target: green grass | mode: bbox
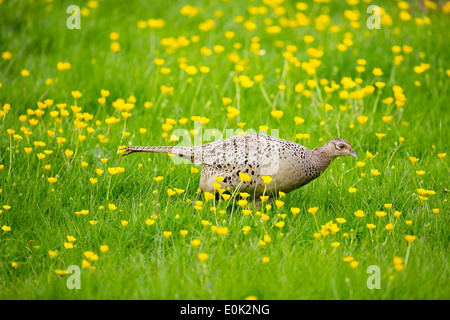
[0,0,449,299]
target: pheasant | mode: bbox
[121,133,357,201]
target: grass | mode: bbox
[0,0,449,300]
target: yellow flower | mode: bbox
[185,65,198,75]
[375,211,387,218]
[71,91,82,99]
[55,269,68,275]
[416,170,425,176]
[261,175,273,184]
[163,231,172,238]
[270,110,284,119]
[366,151,375,159]
[417,188,428,196]
[191,239,201,247]
[366,224,376,230]
[372,68,383,76]
[275,221,285,228]
[222,194,231,201]
[190,167,199,174]
[382,116,392,123]
[154,176,164,182]
[356,161,366,168]
[375,81,385,88]
[394,262,405,272]
[84,251,98,261]
[262,257,270,263]
[294,116,305,125]
[121,220,128,227]
[330,242,340,248]
[108,203,117,211]
[238,172,251,182]
[75,209,89,216]
[375,133,387,140]
[275,200,284,209]
[409,157,419,164]
[217,226,229,235]
[350,261,359,269]
[242,209,252,216]
[336,218,346,224]
[348,187,357,193]
[81,259,91,269]
[108,167,118,175]
[48,177,57,184]
[385,223,393,231]
[324,104,334,112]
[175,188,185,195]
[2,51,13,60]
[405,235,416,243]
[291,207,300,215]
[242,226,251,235]
[254,74,264,82]
[263,235,271,243]
[2,225,11,232]
[64,242,74,249]
[99,245,109,253]
[48,250,58,258]
[343,256,354,262]
[201,220,210,227]
[64,149,74,158]
[110,42,121,52]
[438,153,446,159]
[180,230,188,237]
[237,200,248,207]
[307,207,318,215]
[371,169,381,176]
[211,182,221,191]
[198,253,209,262]
[393,257,404,267]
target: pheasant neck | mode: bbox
[311,147,335,173]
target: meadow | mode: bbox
[0,0,449,300]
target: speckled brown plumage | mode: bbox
[121,133,357,198]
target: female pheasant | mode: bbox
[121,133,357,199]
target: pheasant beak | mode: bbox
[349,150,358,159]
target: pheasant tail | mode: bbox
[120,145,195,161]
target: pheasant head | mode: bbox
[318,138,358,160]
